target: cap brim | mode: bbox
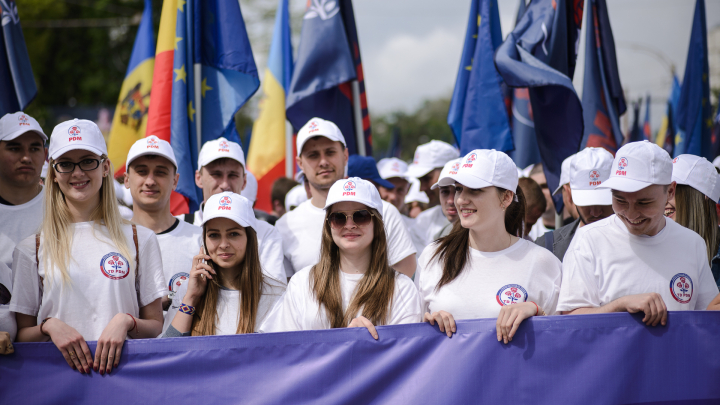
[373,177,395,189]
[571,188,612,206]
[202,212,255,228]
[5,128,48,142]
[595,177,653,193]
[405,164,434,179]
[552,183,565,196]
[127,151,178,170]
[446,172,493,189]
[199,156,244,168]
[50,144,105,160]
[431,176,455,190]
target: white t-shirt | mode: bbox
[188,209,287,284]
[0,189,44,271]
[9,222,166,341]
[413,205,449,247]
[557,215,719,312]
[157,220,202,298]
[416,238,562,319]
[259,265,422,332]
[0,261,16,341]
[165,276,285,335]
[276,199,416,277]
[402,215,429,257]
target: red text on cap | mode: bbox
[342,180,356,196]
[18,114,29,126]
[147,138,159,149]
[218,196,233,210]
[462,153,477,168]
[588,170,601,186]
[308,121,319,134]
[68,125,82,141]
[616,157,628,176]
[449,162,460,175]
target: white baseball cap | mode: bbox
[438,149,518,193]
[552,154,575,195]
[241,171,258,203]
[324,177,384,217]
[568,148,614,206]
[126,135,177,172]
[672,154,720,202]
[404,177,429,204]
[49,119,107,160]
[597,141,672,192]
[201,191,256,229]
[296,117,346,156]
[377,157,409,180]
[197,137,245,169]
[406,140,460,179]
[285,184,308,212]
[0,112,47,142]
[431,158,462,190]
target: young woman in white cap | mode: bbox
[416,149,562,344]
[163,192,285,337]
[260,178,422,339]
[665,155,720,289]
[10,119,165,375]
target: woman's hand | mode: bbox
[94,313,133,375]
[43,318,93,373]
[0,331,13,355]
[348,316,378,340]
[424,311,456,338]
[496,302,538,344]
[184,248,215,306]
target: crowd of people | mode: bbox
[1,111,720,374]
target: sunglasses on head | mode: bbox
[327,209,375,229]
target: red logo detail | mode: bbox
[219,196,232,206]
[18,114,29,126]
[672,157,679,163]
[308,121,319,133]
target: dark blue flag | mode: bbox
[579,0,626,152]
[628,99,642,143]
[0,0,37,115]
[675,0,712,160]
[286,0,371,156]
[495,0,584,213]
[448,0,512,155]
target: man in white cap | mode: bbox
[0,112,48,271]
[276,117,417,279]
[186,137,286,285]
[123,135,202,315]
[430,158,462,240]
[535,148,615,261]
[558,141,719,325]
[406,140,460,245]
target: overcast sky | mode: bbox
[282,0,720,132]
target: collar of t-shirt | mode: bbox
[157,218,180,235]
[612,215,668,240]
[0,194,13,206]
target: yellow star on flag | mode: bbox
[174,65,187,83]
[174,36,182,51]
[201,77,213,98]
[178,0,186,13]
[188,101,196,122]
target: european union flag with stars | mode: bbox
[171,0,259,211]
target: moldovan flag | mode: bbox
[247,0,293,213]
[107,0,154,177]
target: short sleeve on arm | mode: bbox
[556,235,601,312]
[257,223,288,285]
[136,231,167,307]
[383,203,417,266]
[389,274,423,325]
[8,239,42,317]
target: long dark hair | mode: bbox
[310,208,396,328]
[431,185,526,290]
[191,226,264,335]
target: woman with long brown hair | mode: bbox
[163,192,285,336]
[260,178,422,339]
[416,150,562,343]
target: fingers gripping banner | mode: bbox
[2,312,720,404]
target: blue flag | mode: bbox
[495,0,584,213]
[675,0,711,159]
[628,99,642,143]
[0,0,37,115]
[171,0,259,212]
[448,0,511,155]
[286,0,371,156]
[580,0,626,151]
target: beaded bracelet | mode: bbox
[179,303,196,316]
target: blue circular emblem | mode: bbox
[168,272,190,296]
[496,284,528,306]
[669,273,693,304]
[100,252,130,280]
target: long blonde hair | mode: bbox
[311,208,395,328]
[42,156,132,283]
[674,184,719,263]
[191,226,264,335]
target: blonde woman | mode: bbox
[163,192,285,337]
[260,178,422,339]
[10,120,165,375]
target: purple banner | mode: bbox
[2,312,720,404]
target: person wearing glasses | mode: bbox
[260,178,422,339]
[10,120,165,375]
[163,192,285,337]
[416,150,561,344]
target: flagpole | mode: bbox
[285,120,293,177]
[351,80,366,156]
[194,64,202,154]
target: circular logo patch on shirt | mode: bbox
[100,253,130,280]
[168,272,190,298]
[669,273,693,304]
[496,284,528,306]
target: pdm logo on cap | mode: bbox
[68,125,82,142]
[450,161,460,175]
[218,140,230,152]
[308,121,319,133]
[18,114,29,126]
[496,284,528,306]
[589,170,601,185]
[462,152,477,168]
[670,273,693,304]
[616,157,628,175]
[147,137,159,149]
[218,196,232,210]
[100,252,130,280]
[343,180,356,196]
